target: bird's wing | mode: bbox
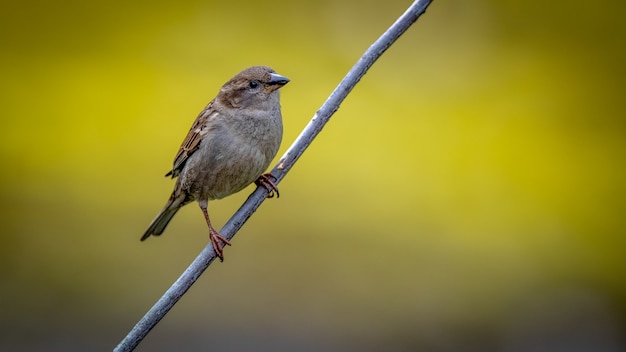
[165,102,215,178]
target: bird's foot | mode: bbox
[210,229,231,262]
[255,173,280,198]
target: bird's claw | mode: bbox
[210,230,231,262]
[256,173,280,198]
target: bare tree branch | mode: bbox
[114,1,434,350]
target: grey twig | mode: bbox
[114,1,433,350]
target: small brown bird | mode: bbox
[141,66,289,261]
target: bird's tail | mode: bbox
[141,193,186,241]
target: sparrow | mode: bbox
[141,66,289,261]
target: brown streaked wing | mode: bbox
[165,102,215,178]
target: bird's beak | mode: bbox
[268,72,290,86]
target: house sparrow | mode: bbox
[141,66,289,261]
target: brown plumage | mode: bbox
[142,66,289,261]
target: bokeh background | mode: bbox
[1,0,625,351]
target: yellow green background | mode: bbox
[1,0,624,350]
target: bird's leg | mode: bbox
[199,202,231,262]
[255,173,280,198]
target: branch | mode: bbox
[114,1,433,350]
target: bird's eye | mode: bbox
[249,81,258,89]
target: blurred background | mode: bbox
[1,0,625,351]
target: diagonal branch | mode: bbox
[114,1,434,351]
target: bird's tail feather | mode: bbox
[141,194,185,241]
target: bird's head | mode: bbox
[218,66,289,109]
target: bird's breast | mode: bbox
[179,109,282,201]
